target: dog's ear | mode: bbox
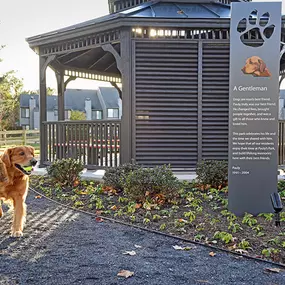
[1,149,12,168]
[258,59,266,73]
[27,146,35,156]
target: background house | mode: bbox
[280,90,285,120]
[19,87,122,129]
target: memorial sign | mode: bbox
[228,2,281,215]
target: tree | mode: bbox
[0,70,24,130]
[70,110,86,121]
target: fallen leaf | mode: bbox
[34,195,42,199]
[173,245,192,251]
[135,203,142,209]
[117,270,134,278]
[209,252,216,257]
[211,240,218,244]
[73,180,80,185]
[228,244,237,251]
[110,205,118,211]
[265,268,283,273]
[134,244,142,248]
[235,249,248,254]
[96,210,102,215]
[78,191,87,195]
[95,217,104,223]
[123,250,136,256]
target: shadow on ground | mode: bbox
[0,193,285,285]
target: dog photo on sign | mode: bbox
[241,56,271,77]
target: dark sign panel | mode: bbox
[229,2,281,215]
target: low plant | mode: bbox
[213,231,233,244]
[238,239,252,251]
[159,223,167,230]
[194,234,206,241]
[258,213,274,222]
[262,247,281,259]
[152,214,161,221]
[267,237,281,246]
[102,160,140,190]
[196,160,228,189]
[47,158,84,187]
[143,218,151,225]
[122,165,181,202]
[174,219,188,228]
[242,213,257,227]
[184,211,196,223]
[228,222,243,233]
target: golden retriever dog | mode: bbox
[241,56,271,77]
[0,146,37,237]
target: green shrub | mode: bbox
[47,158,84,187]
[196,160,228,188]
[277,180,285,197]
[102,160,140,190]
[122,165,180,201]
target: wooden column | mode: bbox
[120,28,132,164]
[39,54,55,167]
[39,56,48,167]
[56,70,65,121]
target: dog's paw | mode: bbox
[237,10,275,47]
[11,231,23,238]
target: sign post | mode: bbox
[228,2,281,215]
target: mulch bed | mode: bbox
[29,175,285,265]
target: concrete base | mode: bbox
[31,164,285,182]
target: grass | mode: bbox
[30,175,285,265]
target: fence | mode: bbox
[42,120,121,169]
[0,129,40,147]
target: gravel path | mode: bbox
[0,192,284,285]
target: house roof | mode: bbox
[20,88,120,111]
[98,87,121,108]
[126,1,231,18]
[26,1,232,44]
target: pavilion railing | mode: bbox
[42,120,121,169]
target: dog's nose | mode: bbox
[30,158,37,166]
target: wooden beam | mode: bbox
[63,49,92,64]
[88,52,110,69]
[40,54,56,82]
[64,76,76,90]
[111,82,122,100]
[104,61,116,72]
[102,43,123,73]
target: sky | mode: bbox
[0,0,284,93]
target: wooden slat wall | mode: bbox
[202,43,230,160]
[134,41,199,169]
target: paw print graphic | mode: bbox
[237,10,275,47]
